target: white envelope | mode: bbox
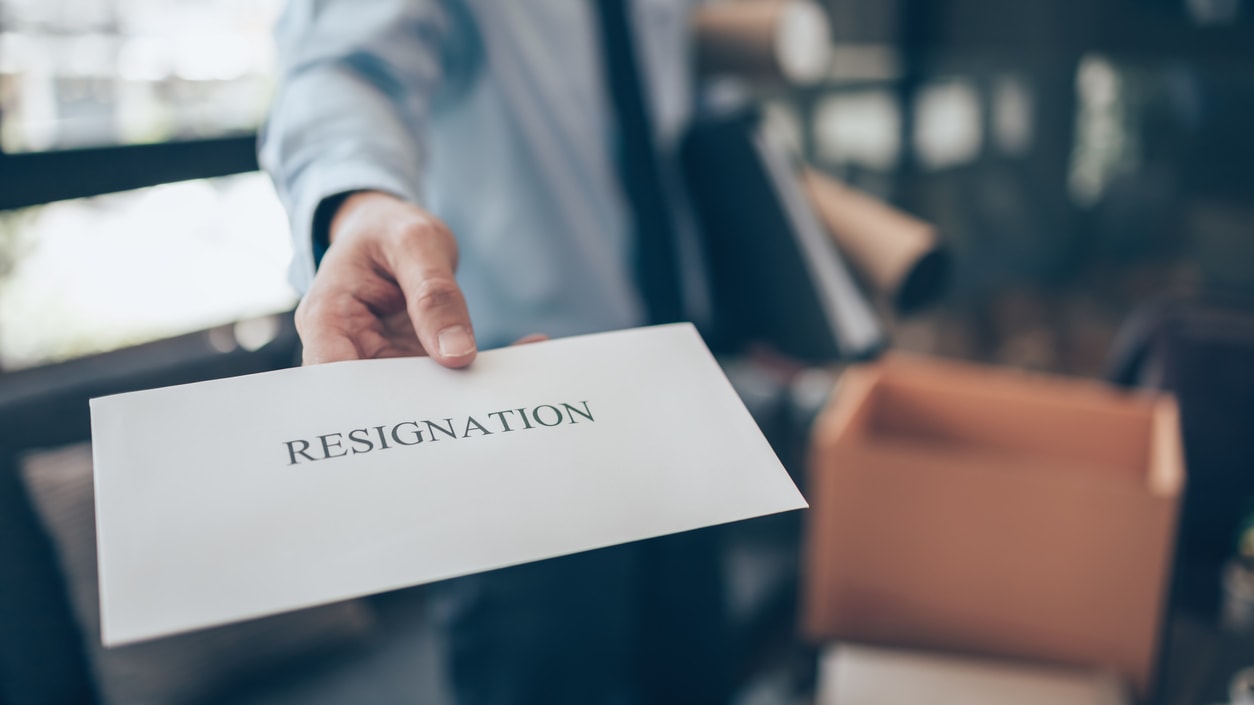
[90,323,807,646]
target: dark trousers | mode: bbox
[427,527,731,705]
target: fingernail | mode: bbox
[438,326,475,358]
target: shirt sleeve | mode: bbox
[258,0,458,293]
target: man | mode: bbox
[260,1,728,703]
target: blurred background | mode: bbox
[2,1,1254,704]
[0,0,291,369]
[1,0,1252,371]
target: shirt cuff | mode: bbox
[286,158,424,294]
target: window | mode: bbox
[0,0,294,369]
[1,0,284,153]
[0,172,296,369]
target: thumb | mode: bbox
[386,222,477,368]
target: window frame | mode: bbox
[0,135,259,210]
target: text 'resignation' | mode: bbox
[282,401,595,466]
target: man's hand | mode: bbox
[296,191,477,367]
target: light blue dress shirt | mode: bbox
[260,0,707,349]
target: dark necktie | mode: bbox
[592,0,685,325]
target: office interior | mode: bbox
[1,0,1253,703]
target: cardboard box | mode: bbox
[803,353,1183,698]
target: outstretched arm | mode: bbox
[260,0,476,367]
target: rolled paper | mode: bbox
[693,0,831,85]
[802,168,950,313]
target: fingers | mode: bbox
[294,296,361,365]
[385,221,477,368]
[299,331,360,365]
[512,333,549,346]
